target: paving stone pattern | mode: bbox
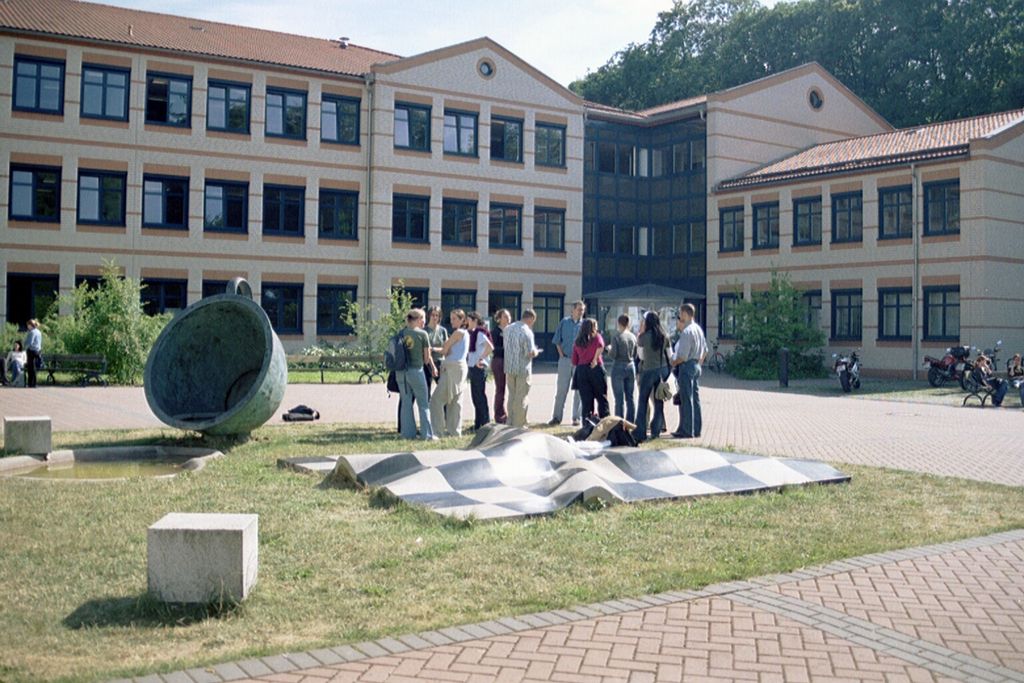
[123,530,1024,683]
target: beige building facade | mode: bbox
[0,1,582,350]
[707,110,1024,377]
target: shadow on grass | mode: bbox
[64,592,243,629]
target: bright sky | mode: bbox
[98,0,679,86]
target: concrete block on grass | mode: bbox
[147,513,258,604]
[3,416,52,456]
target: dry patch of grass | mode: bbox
[0,424,1021,681]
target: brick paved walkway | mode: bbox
[4,373,1021,486]
[119,530,1024,683]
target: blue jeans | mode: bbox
[611,361,636,423]
[552,356,581,422]
[633,366,669,442]
[676,361,702,437]
[398,368,433,439]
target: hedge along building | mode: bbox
[0,0,584,349]
[580,63,891,336]
[708,108,1024,377]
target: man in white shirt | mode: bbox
[669,303,708,438]
[503,309,540,428]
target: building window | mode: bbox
[141,278,187,315]
[261,283,303,334]
[719,206,744,253]
[78,171,126,226]
[442,199,477,246]
[690,138,706,170]
[318,189,358,240]
[718,294,739,339]
[10,165,61,222]
[143,175,188,229]
[317,285,356,335]
[535,123,565,167]
[401,287,429,310]
[753,203,779,249]
[202,280,229,298]
[13,56,64,114]
[6,274,59,328]
[263,185,305,236]
[320,95,359,145]
[490,117,522,162]
[206,80,250,133]
[924,286,960,340]
[489,204,522,249]
[441,289,476,330]
[831,192,863,243]
[534,207,565,252]
[204,180,248,233]
[615,225,636,255]
[392,194,429,242]
[924,181,960,236]
[597,142,616,173]
[878,287,912,340]
[803,290,822,329]
[443,110,477,156]
[831,289,863,340]
[879,185,912,239]
[394,102,431,151]
[266,88,307,139]
[81,64,128,120]
[793,197,822,245]
[145,73,191,126]
[488,291,522,321]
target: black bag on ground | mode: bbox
[607,422,638,447]
[571,416,599,441]
[282,404,320,422]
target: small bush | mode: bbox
[43,262,171,385]
[726,271,827,380]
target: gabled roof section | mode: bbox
[372,37,582,106]
[718,108,1024,191]
[0,0,398,78]
[584,63,888,129]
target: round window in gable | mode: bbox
[808,88,824,110]
[478,58,495,79]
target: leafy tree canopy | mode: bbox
[571,0,1024,127]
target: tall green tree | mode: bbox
[571,0,1024,128]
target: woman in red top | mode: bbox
[572,318,610,420]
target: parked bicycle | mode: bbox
[707,340,727,373]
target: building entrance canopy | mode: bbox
[583,283,705,334]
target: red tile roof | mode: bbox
[636,95,707,117]
[719,109,1024,190]
[0,0,399,77]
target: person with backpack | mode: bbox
[429,308,469,437]
[395,308,436,440]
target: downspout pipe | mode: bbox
[911,162,920,381]
[363,72,375,310]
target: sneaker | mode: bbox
[547,418,560,426]
[571,419,581,426]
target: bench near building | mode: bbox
[1,0,1021,377]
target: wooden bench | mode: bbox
[286,354,384,384]
[44,353,109,387]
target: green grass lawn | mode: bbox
[1,424,1022,682]
[287,368,377,384]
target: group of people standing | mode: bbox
[0,319,42,389]
[548,301,707,443]
[394,299,708,444]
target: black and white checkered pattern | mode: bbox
[283,425,850,520]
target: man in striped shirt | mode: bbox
[503,309,540,428]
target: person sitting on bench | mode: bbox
[972,354,1008,406]
[3,341,27,387]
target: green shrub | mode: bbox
[1,322,21,355]
[342,284,415,361]
[43,262,171,384]
[726,271,827,380]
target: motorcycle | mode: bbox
[961,340,1003,392]
[832,350,861,393]
[923,345,972,388]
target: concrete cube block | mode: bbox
[3,416,52,456]
[147,513,258,604]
